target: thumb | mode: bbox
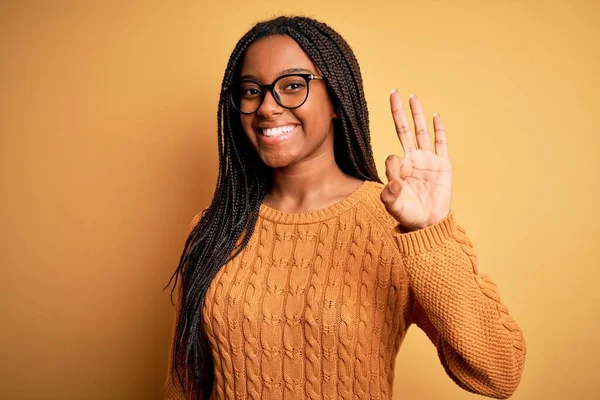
[381,179,402,205]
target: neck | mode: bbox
[265,149,356,213]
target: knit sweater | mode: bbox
[164,180,526,399]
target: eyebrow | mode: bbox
[240,68,314,81]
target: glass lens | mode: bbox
[274,75,308,109]
[231,81,263,114]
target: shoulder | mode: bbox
[358,181,400,231]
[360,180,387,208]
[187,207,209,235]
[354,181,408,257]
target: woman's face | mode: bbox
[238,34,338,169]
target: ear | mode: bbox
[332,105,340,119]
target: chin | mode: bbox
[259,151,299,169]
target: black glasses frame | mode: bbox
[227,73,326,115]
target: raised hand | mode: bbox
[380,91,453,231]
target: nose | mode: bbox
[256,88,283,118]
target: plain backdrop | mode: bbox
[1,1,598,399]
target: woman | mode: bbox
[164,15,526,400]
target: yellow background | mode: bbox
[1,1,598,399]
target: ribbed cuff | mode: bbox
[393,210,456,256]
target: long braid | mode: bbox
[163,15,382,399]
[290,20,378,179]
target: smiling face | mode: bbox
[238,35,338,169]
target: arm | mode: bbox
[395,211,526,399]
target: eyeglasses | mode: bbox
[227,73,326,115]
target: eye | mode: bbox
[285,82,305,91]
[242,88,261,97]
[239,82,262,98]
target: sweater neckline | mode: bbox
[258,180,376,224]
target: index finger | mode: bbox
[390,89,416,153]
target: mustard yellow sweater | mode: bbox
[165,180,526,399]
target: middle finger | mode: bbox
[390,90,416,153]
[409,94,431,151]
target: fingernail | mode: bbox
[433,112,440,117]
[390,88,397,94]
[389,181,400,194]
[409,93,416,98]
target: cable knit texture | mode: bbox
[164,180,526,399]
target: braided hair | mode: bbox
[164,15,382,399]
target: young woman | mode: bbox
[164,15,526,400]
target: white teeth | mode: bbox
[261,125,297,137]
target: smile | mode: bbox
[260,124,299,137]
[256,124,299,146]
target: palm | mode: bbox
[381,92,453,231]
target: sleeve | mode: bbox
[163,209,208,399]
[393,210,526,399]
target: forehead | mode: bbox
[240,35,319,81]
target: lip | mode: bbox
[256,124,299,146]
[255,123,300,130]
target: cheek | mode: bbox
[301,97,334,132]
[240,116,256,142]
